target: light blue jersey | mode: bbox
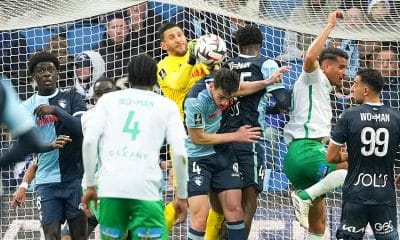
[22,88,86,184]
[184,77,221,157]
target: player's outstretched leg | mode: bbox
[291,191,312,229]
[297,169,347,202]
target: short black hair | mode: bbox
[158,22,182,41]
[319,47,349,64]
[213,68,240,96]
[28,51,60,75]
[356,68,384,94]
[128,54,157,87]
[235,25,263,47]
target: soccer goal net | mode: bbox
[1,0,399,239]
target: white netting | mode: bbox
[1,0,399,239]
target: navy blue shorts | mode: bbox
[226,142,265,192]
[336,202,399,240]
[35,179,84,226]
[188,148,242,197]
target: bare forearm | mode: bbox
[235,81,268,96]
[23,163,37,184]
[303,24,335,72]
[190,132,237,145]
[326,141,345,163]
[306,23,334,60]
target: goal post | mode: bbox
[1,1,399,239]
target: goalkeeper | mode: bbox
[157,22,213,231]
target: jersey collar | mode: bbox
[36,88,59,98]
[365,102,384,106]
[238,53,257,58]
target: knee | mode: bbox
[222,203,243,222]
[190,212,208,231]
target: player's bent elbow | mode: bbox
[191,138,203,145]
[302,56,317,73]
[189,133,209,145]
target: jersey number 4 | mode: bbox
[360,127,388,157]
[123,111,141,141]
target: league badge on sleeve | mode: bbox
[194,113,202,125]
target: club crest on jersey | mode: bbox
[194,175,203,187]
[58,99,67,109]
[194,113,202,125]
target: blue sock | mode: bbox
[226,220,246,240]
[188,227,205,240]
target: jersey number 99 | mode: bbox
[360,127,389,157]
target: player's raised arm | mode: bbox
[303,10,344,73]
[235,66,291,96]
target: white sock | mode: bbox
[307,232,324,240]
[306,169,347,200]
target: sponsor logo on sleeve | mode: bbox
[158,69,166,80]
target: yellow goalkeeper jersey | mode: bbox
[157,53,210,120]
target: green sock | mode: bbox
[298,190,312,201]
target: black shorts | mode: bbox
[35,179,84,226]
[228,142,265,192]
[336,202,399,240]
[188,149,242,197]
